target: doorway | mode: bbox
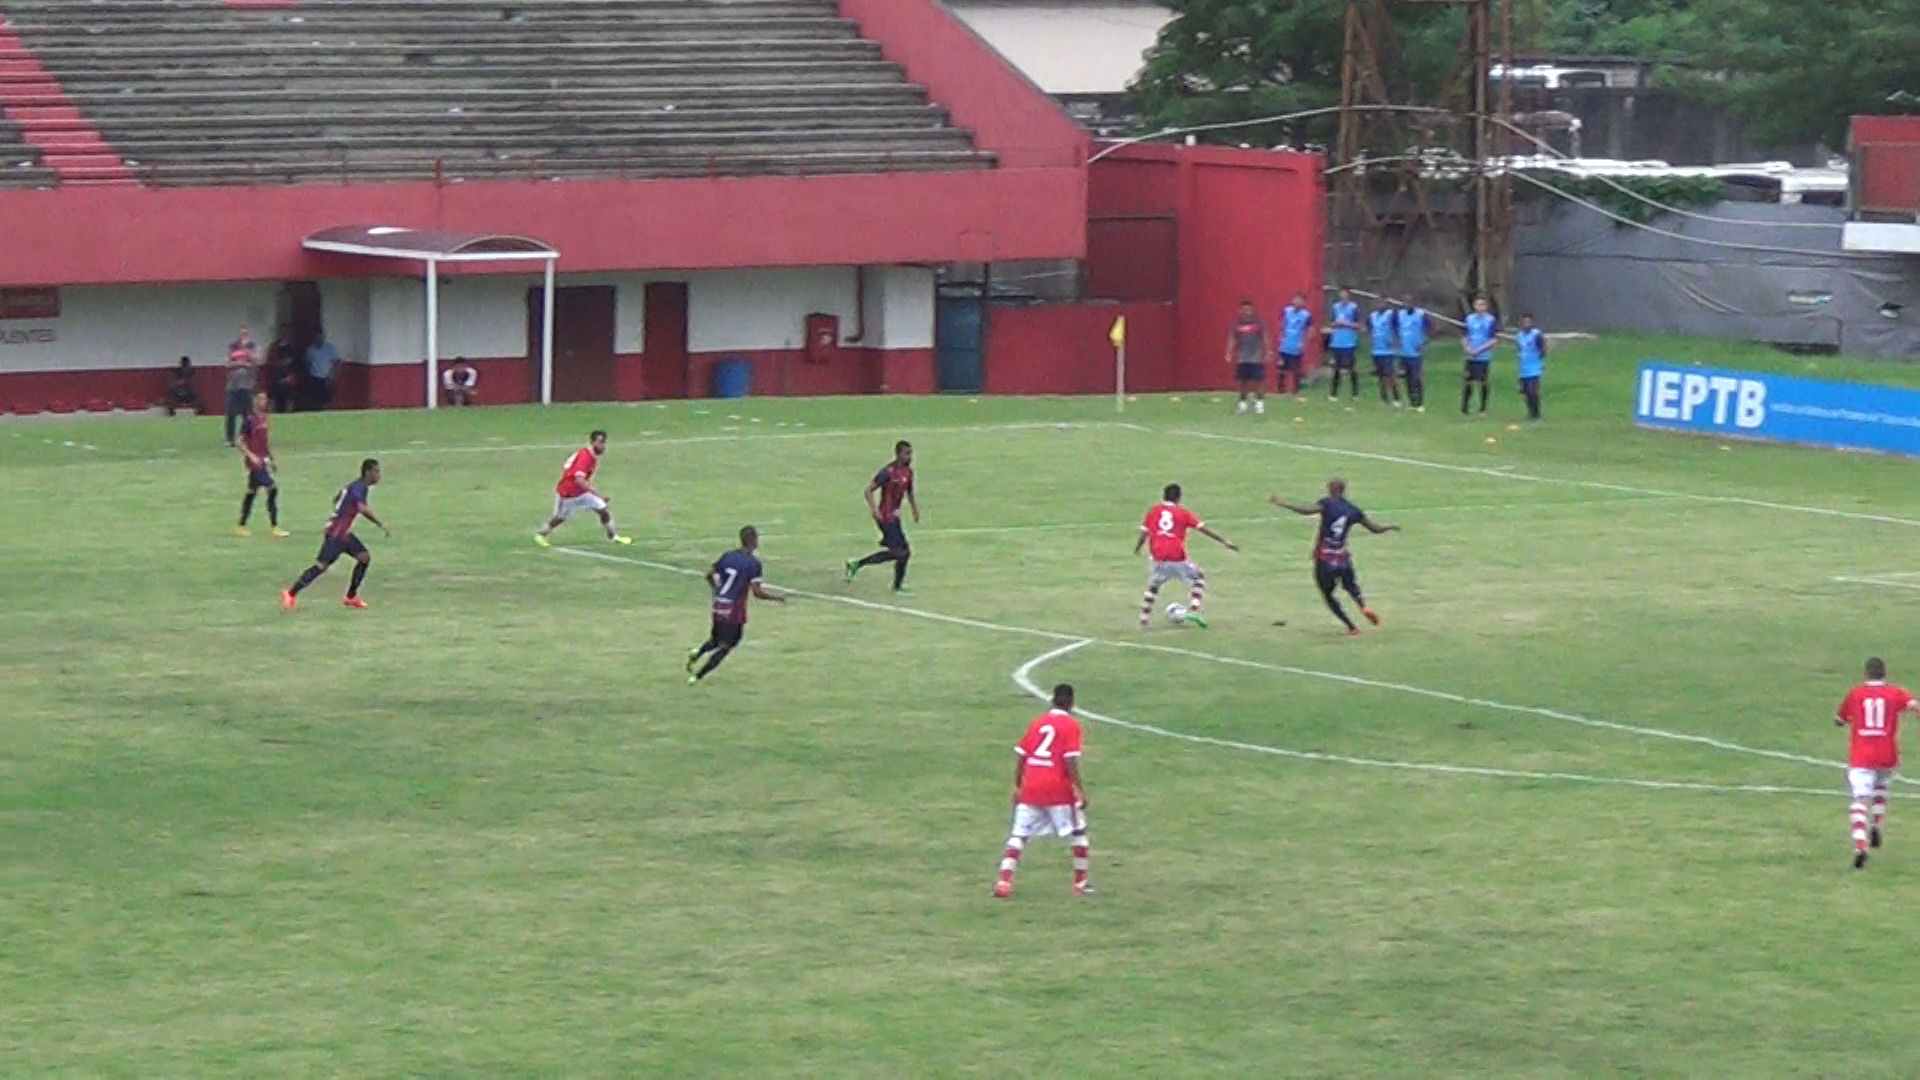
[935,287,985,393]
[529,286,617,402]
[643,282,690,399]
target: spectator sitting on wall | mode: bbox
[265,329,299,413]
[165,355,202,416]
[304,332,342,410]
[443,357,478,407]
[224,327,259,445]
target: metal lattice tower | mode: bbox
[1329,0,1516,312]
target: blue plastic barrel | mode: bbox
[713,357,752,399]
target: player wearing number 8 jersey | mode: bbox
[994,684,1091,898]
[533,430,632,547]
[1134,483,1238,629]
[1271,477,1399,635]
[1835,657,1914,869]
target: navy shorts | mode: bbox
[878,520,909,551]
[247,467,274,490]
[1399,356,1424,378]
[1315,560,1359,595]
[1466,360,1491,381]
[1278,352,1303,372]
[1520,375,1541,392]
[1234,361,1267,384]
[709,616,745,648]
[1330,347,1357,369]
[316,533,368,565]
[1372,355,1397,375]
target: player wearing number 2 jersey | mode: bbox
[1836,657,1914,869]
[1134,483,1238,629]
[534,429,632,547]
[687,525,785,684]
[994,684,1091,898]
[1271,477,1399,635]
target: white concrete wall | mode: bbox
[0,283,277,372]
[946,2,1171,95]
[0,267,937,373]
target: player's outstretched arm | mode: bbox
[361,508,391,536]
[1269,496,1319,516]
[751,581,787,604]
[1198,524,1238,552]
[1362,517,1401,534]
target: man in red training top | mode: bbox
[1836,656,1914,869]
[994,683,1092,899]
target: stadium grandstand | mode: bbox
[0,0,1319,413]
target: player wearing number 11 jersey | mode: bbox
[1134,484,1238,629]
[1836,657,1914,869]
[994,684,1091,898]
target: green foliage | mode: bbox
[1523,172,1726,223]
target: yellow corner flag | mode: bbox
[1109,316,1127,348]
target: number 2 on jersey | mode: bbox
[1031,724,1056,761]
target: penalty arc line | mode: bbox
[557,547,1891,790]
[1010,640,1847,798]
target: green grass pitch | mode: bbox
[7,336,1920,1076]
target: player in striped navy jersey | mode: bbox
[282,458,388,610]
[1271,478,1399,635]
[687,526,785,684]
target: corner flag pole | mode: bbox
[1110,316,1127,414]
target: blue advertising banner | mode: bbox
[1634,363,1920,457]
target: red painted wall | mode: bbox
[838,0,1088,172]
[985,303,1174,396]
[1851,116,1920,215]
[0,167,1086,288]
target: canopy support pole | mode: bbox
[424,259,441,410]
[541,258,556,405]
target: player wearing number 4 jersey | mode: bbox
[533,429,631,547]
[687,526,785,684]
[994,684,1092,898]
[1271,477,1398,635]
[1836,656,1914,869]
[1134,484,1238,629]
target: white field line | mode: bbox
[1832,576,1920,592]
[559,547,1890,791]
[1169,428,1920,530]
[1011,640,1844,798]
[633,494,1680,546]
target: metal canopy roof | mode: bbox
[303,225,558,263]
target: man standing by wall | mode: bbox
[304,332,342,410]
[223,327,258,446]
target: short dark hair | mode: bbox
[360,457,379,477]
[739,525,758,546]
[590,429,608,442]
[1163,483,1181,502]
[1867,657,1887,680]
[1052,683,1075,709]
[895,440,912,454]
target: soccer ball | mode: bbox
[1165,602,1188,624]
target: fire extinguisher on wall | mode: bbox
[804,313,839,363]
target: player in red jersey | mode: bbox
[1133,483,1238,629]
[533,429,631,547]
[234,390,288,538]
[844,440,920,594]
[1835,656,1914,869]
[994,683,1092,898]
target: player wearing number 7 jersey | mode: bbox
[1134,483,1238,629]
[1836,656,1914,869]
[534,429,632,547]
[995,683,1091,898]
[687,525,785,684]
